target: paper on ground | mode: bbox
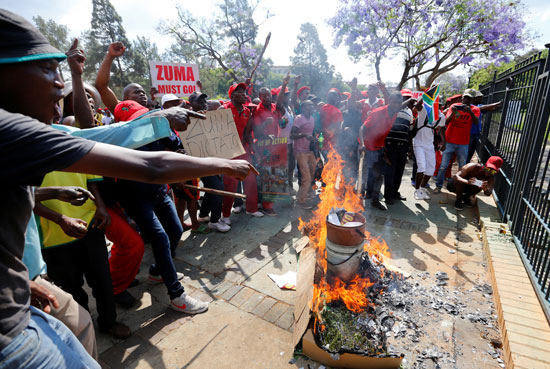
[268,271,297,290]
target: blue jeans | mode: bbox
[0,307,99,369]
[467,133,480,162]
[435,143,468,188]
[120,192,184,300]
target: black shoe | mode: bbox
[454,200,464,211]
[128,278,140,288]
[395,193,407,201]
[371,199,387,211]
[463,197,474,208]
[385,197,394,205]
[114,290,137,308]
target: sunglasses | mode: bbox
[485,167,498,175]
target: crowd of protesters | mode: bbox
[0,9,505,368]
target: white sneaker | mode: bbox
[197,216,210,223]
[421,188,431,200]
[208,221,231,233]
[414,189,423,200]
[149,271,184,284]
[246,211,265,217]
[170,293,209,314]
[232,206,243,214]
[220,216,232,225]
[433,187,442,194]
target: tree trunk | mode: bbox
[414,75,421,90]
[374,56,381,81]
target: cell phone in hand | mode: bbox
[473,179,483,187]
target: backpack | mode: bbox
[410,115,440,138]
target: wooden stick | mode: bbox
[182,184,246,199]
[356,151,365,193]
[250,32,271,81]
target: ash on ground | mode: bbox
[316,253,504,368]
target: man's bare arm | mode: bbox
[62,142,254,184]
[95,42,125,113]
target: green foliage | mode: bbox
[32,16,71,80]
[290,23,335,96]
[126,36,161,89]
[82,0,132,90]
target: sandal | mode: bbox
[191,224,211,234]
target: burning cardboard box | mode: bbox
[293,150,404,368]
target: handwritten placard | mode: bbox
[178,109,245,159]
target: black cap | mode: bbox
[0,9,66,64]
[188,91,208,103]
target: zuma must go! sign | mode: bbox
[149,61,200,97]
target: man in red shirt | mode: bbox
[221,83,264,223]
[360,82,389,122]
[359,91,404,210]
[320,89,343,158]
[249,76,288,216]
[434,89,480,192]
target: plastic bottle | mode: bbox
[319,132,324,149]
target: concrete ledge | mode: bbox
[477,196,550,368]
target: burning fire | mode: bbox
[299,149,392,316]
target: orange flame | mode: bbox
[299,149,392,315]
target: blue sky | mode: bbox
[2,0,549,85]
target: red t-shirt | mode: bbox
[320,103,343,149]
[224,101,251,143]
[362,105,396,151]
[252,102,282,137]
[445,104,481,145]
[360,97,385,122]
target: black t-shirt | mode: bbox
[0,109,95,349]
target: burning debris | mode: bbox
[295,149,503,369]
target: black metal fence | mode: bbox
[478,44,550,321]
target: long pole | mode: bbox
[182,184,246,199]
[250,32,271,81]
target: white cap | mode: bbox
[161,93,181,107]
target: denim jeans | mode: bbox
[0,307,99,369]
[365,149,388,198]
[467,133,480,162]
[435,143,468,188]
[120,192,184,300]
[199,175,223,223]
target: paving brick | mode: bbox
[99,345,126,369]
[208,280,234,297]
[509,341,550,364]
[275,307,294,330]
[150,310,184,333]
[251,297,277,318]
[117,334,153,362]
[506,322,550,339]
[219,284,243,301]
[508,331,550,352]
[504,313,548,330]
[263,302,289,323]
[229,286,255,307]
[223,270,246,283]
[135,323,168,345]
[512,354,550,368]
[240,291,265,313]
[189,289,216,303]
[501,305,548,321]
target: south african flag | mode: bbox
[422,85,440,124]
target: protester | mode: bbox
[0,10,254,368]
[412,99,446,200]
[360,82,388,122]
[359,91,404,210]
[434,89,480,193]
[249,74,289,216]
[467,90,502,162]
[60,80,102,128]
[448,156,502,210]
[291,100,317,209]
[221,82,264,223]
[320,89,343,159]
[383,89,414,203]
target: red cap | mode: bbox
[114,100,149,122]
[401,89,413,98]
[297,86,310,97]
[278,85,289,94]
[228,83,247,98]
[486,156,503,172]
[329,88,340,94]
[361,90,368,98]
[270,87,279,96]
[341,91,351,99]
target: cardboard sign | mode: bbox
[149,61,199,97]
[178,109,245,159]
[256,137,290,202]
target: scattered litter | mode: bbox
[448,249,456,254]
[280,351,284,356]
[288,357,296,364]
[268,271,296,290]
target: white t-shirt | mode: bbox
[413,108,446,148]
[102,116,112,125]
[277,107,294,140]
